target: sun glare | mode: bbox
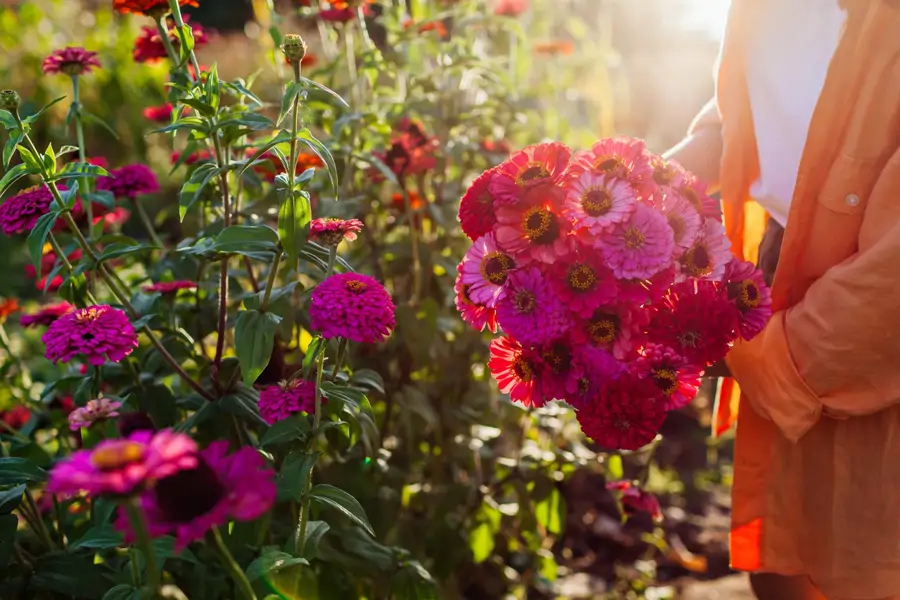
[681,0,730,40]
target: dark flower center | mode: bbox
[653,163,677,186]
[729,280,760,311]
[594,156,625,174]
[513,290,537,314]
[82,332,95,341]
[542,343,571,375]
[651,367,678,395]
[667,213,685,239]
[624,227,645,249]
[459,284,477,307]
[521,206,559,244]
[681,244,712,277]
[385,143,411,175]
[567,264,596,292]
[614,417,632,432]
[516,162,550,186]
[91,441,146,471]
[678,330,700,349]
[480,252,514,285]
[154,459,226,523]
[512,356,533,382]
[581,189,612,217]
[345,280,368,294]
[681,186,702,211]
[577,376,591,395]
[588,313,619,345]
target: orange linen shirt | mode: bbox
[711,1,900,598]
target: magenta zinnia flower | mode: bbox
[577,376,665,451]
[143,280,197,295]
[672,171,721,221]
[678,218,732,281]
[723,259,772,340]
[458,233,516,307]
[68,398,123,431]
[495,188,572,264]
[143,103,176,122]
[20,302,74,328]
[607,480,663,522]
[550,247,617,318]
[97,164,159,199]
[309,273,396,343]
[573,305,648,360]
[488,336,547,407]
[495,267,570,346]
[568,137,653,184]
[631,344,701,411]
[309,218,364,246]
[458,168,498,241]
[0,186,55,235]
[43,305,139,366]
[258,380,316,425]
[563,345,624,409]
[565,172,637,235]
[601,202,675,280]
[47,429,197,497]
[117,442,276,550]
[454,273,499,333]
[489,142,571,205]
[41,47,101,76]
[617,266,676,307]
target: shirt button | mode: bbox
[845,193,860,207]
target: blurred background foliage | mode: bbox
[0,1,736,598]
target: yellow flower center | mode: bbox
[521,206,559,244]
[91,441,146,471]
[75,307,105,324]
[681,243,713,277]
[581,188,612,217]
[513,290,536,314]
[512,356,533,382]
[567,264,596,292]
[651,367,678,395]
[624,228,645,249]
[593,155,626,174]
[345,280,368,293]
[588,314,618,345]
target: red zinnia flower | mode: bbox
[143,280,198,294]
[25,248,84,292]
[549,246,617,318]
[481,138,512,155]
[533,40,574,55]
[390,190,426,212]
[577,376,665,451]
[488,336,546,407]
[1,406,31,430]
[113,0,198,16]
[319,1,373,22]
[459,168,498,241]
[143,103,191,123]
[454,273,499,333]
[606,480,663,522]
[309,218,364,247]
[248,148,324,182]
[631,344,702,411]
[490,142,571,205]
[495,186,572,264]
[20,302,74,328]
[133,16,209,63]
[41,47,101,76]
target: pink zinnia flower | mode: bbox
[647,280,740,367]
[459,168,498,241]
[117,442,276,550]
[672,171,721,221]
[309,218,364,247]
[20,302,74,328]
[565,172,637,235]
[47,429,198,497]
[678,218,732,281]
[25,248,83,292]
[495,267,570,346]
[490,142,571,205]
[661,192,701,253]
[650,155,686,190]
[601,202,675,280]
[43,305,139,366]
[550,247,617,318]
[568,137,653,185]
[564,345,624,409]
[458,233,516,307]
[617,266,676,307]
[143,103,176,123]
[143,280,197,295]
[0,186,56,235]
[631,344,701,411]
[68,398,123,431]
[488,336,546,407]
[309,273,396,343]
[258,380,316,425]
[573,305,648,360]
[577,376,665,451]
[495,189,572,264]
[454,273,499,333]
[494,0,527,16]
[97,164,159,199]
[722,259,773,340]
[606,480,663,522]
[41,47,101,76]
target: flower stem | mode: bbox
[132,199,165,248]
[130,548,142,587]
[210,526,257,600]
[125,501,160,596]
[167,0,203,81]
[295,352,325,553]
[330,337,347,379]
[70,75,92,239]
[52,494,66,548]
[288,61,302,198]
[259,245,282,313]
[325,246,338,278]
[24,489,54,551]
[210,137,232,394]
[154,16,186,78]
[401,189,422,304]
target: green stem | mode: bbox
[330,338,347,379]
[125,501,160,596]
[401,189,422,304]
[52,494,66,548]
[288,62,302,195]
[71,75,92,238]
[211,138,231,390]
[210,526,257,600]
[130,548,142,587]
[325,246,338,278]
[24,490,54,551]
[132,199,165,248]
[167,0,203,80]
[259,246,282,313]
[295,352,325,553]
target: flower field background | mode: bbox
[0,1,736,599]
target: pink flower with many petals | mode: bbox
[495,187,572,264]
[722,259,773,340]
[459,168,498,241]
[573,305,648,360]
[617,266,676,307]
[143,280,197,295]
[489,142,571,205]
[458,233,516,307]
[488,336,546,407]
[97,164,159,199]
[678,218,733,281]
[454,273,499,333]
[258,380,316,425]
[672,171,721,221]
[143,103,178,123]
[565,172,637,235]
[549,248,617,318]
[20,302,74,328]
[564,345,624,409]
[568,137,653,185]
[631,344,701,411]
[117,442,276,550]
[43,305,139,366]
[661,192,701,254]
[48,429,198,497]
[601,202,675,280]
[0,186,55,235]
[577,376,665,450]
[309,218,364,246]
[68,398,123,431]
[309,273,396,343]
[495,267,570,346]
[41,47,101,76]
[606,480,663,522]
[132,17,209,64]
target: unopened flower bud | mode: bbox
[0,90,20,112]
[281,34,308,64]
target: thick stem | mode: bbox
[330,337,347,379]
[71,76,92,237]
[130,548,142,587]
[132,199,165,248]
[325,245,338,278]
[259,246,282,312]
[295,351,325,553]
[210,526,257,600]
[52,494,66,548]
[125,501,160,596]
[211,137,231,390]
[288,62,302,193]
[154,16,186,78]
[167,0,203,80]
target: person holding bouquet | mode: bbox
[666,1,900,598]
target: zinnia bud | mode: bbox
[281,34,308,64]
[0,90,20,112]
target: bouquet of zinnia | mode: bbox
[455,138,773,450]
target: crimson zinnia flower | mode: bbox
[41,47,101,76]
[97,164,160,199]
[1,406,31,430]
[20,302,74,328]
[43,305,139,366]
[309,273,396,343]
[258,380,316,425]
[458,168,498,242]
[495,0,527,16]
[113,0,198,16]
[132,17,208,63]
[577,376,665,450]
[143,280,197,294]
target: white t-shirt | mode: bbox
[743,0,846,227]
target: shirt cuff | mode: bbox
[725,311,822,442]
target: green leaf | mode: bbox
[309,484,375,536]
[0,514,16,569]
[53,161,109,181]
[246,549,308,582]
[391,562,439,600]
[238,130,292,178]
[260,414,311,447]
[17,145,41,171]
[59,180,79,209]
[81,111,121,140]
[42,142,56,174]
[27,212,59,276]
[0,162,30,196]
[97,242,156,262]
[0,109,15,129]
[278,81,304,127]
[22,95,66,125]
[470,504,500,563]
[178,161,218,221]
[152,535,200,564]
[205,64,221,111]
[180,97,215,118]
[93,498,118,526]
[178,24,196,61]
[2,129,23,170]
[300,77,350,109]
[31,553,115,597]
[210,224,279,255]
[278,190,311,266]
[296,129,338,197]
[222,111,273,131]
[277,451,319,502]
[55,145,80,159]
[84,190,115,210]
[219,385,267,426]
[101,585,142,600]
[224,80,264,106]
[534,486,565,536]
[363,152,401,188]
[71,526,125,549]
[301,336,325,379]
[0,484,25,514]
[301,521,330,560]
[349,369,385,395]
[234,310,281,384]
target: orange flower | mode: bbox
[533,40,574,55]
[113,0,198,16]
[0,299,19,321]
[418,21,448,37]
[391,190,425,211]
[329,0,374,7]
